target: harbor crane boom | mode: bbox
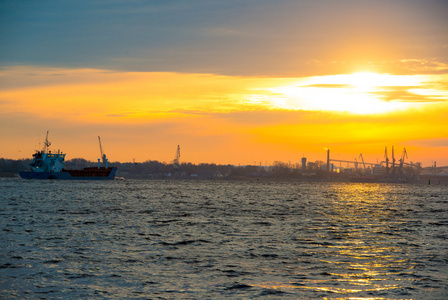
[399,148,408,169]
[98,136,106,164]
[359,154,366,170]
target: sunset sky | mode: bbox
[1,0,448,166]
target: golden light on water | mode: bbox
[250,282,400,295]
[248,184,417,297]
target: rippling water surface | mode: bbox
[1,179,447,299]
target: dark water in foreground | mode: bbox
[1,179,447,299]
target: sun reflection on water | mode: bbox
[250,183,420,298]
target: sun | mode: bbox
[348,72,388,88]
[261,72,425,115]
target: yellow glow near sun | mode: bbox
[345,72,420,88]
[262,72,427,114]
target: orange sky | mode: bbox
[1,66,447,166]
[1,1,448,166]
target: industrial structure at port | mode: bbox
[113,144,445,184]
[9,131,446,183]
[322,147,422,183]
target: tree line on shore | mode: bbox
[0,158,328,179]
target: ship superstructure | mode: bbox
[26,131,66,173]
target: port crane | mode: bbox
[391,146,396,176]
[384,147,389,174]
[359,154,366,170]
[379,147,422,182]
[326,147,421,182]
[399,148,407,169]
[353,154,367,171]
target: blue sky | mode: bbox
[2,0,447,76]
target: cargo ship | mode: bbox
[20,132,117,180]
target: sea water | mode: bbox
[1,179,447,299]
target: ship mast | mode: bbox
[43,130,51,153]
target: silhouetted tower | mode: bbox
[301,157,307,171]
[173,145,180,168]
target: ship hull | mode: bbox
[20,167,117,180]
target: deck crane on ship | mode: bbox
[43,130,51,153]
[98,136,108,168]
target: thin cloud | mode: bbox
[301,84,353,89]
[408,137,448,148]
[371,87,447,103]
